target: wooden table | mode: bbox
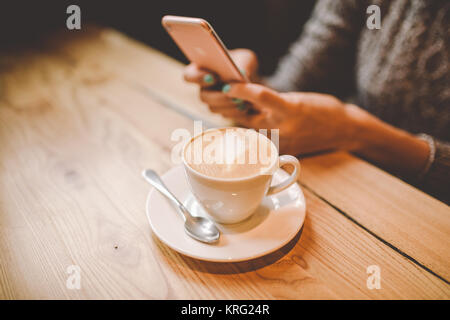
[0,26,449,300]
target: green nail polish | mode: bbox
[232,98,243,104]
[236,102,247,111]
[222,84,231,93]
[203,74,214,84]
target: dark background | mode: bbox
[0,0,315,75]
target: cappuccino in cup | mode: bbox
[182,127,300,224]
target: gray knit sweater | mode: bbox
[267,0,449,203]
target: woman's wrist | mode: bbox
[415,133,436,180]
[348,105,430,176]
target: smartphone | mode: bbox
[161,15,248,83]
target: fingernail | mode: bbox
[232,98,243,104]
[239,69,246,76]
[222,83,231,93]
[203,74,214,84]
[236,102,247,111]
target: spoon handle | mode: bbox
[142,169,187,219]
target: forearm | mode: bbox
[351,106,430,177]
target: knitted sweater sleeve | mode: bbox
[266,0,366,98]
[266,0,449,204]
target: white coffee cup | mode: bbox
[182,128,300,224]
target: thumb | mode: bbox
[184,63,217,87]
[225,83,281,108]
[229,49,258,79]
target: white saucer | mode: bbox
[146,165,306,262]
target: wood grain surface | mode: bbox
[0,26,448,299]
[300,152,450,281]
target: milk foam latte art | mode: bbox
[184,128,278,179]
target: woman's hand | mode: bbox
[199,82,430,176]
[183,48,362,154]
[201,82,367,155]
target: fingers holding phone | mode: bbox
[184,63,218,88]
[183,48,260,121]
[183,49,259,87]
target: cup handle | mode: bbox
[267,155,300,196]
